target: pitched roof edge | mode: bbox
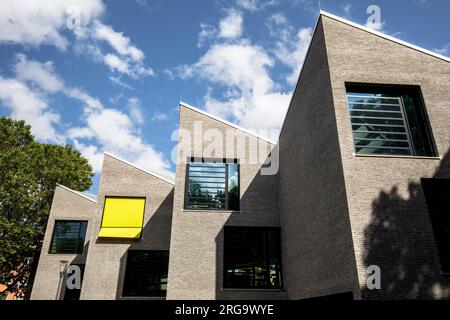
[320,10,450,63]
[56,184,97,203]
[179,101,277,145]
[103,152,175,185]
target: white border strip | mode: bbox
[56,184,97,203]
[179,101,277,145]
[320,10,450,63]
[103,152,175,185]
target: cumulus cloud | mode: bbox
[127,97,145,125]
[267,13,313,85]
[173,9,315,131]
[179,40,291,129]
[93,22,145,61]
[0,54,172,177]
[235,0,278,11]
[219,10,243,39]
[152,111,169,122]
[13,53,64,93]
[0,0,153,80]
[0,0,104,49]
[0,77,62,142]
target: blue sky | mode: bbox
[0,0,449,194]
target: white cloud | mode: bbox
[0,54,172,177]
[0,0,104,49]
[235,0,278,11]
[104,54,130,74]
[127,97,145,124]
[219,10,243,39]
[198,23,217,48]
[342,3,352,18]
[434,43,450,56]
[179,40,291,129]
[0,0,153,80]
[69,108,173,176]
[103,53,154,78]
[13,53,64,93]
[267,13,313,85]
[109,76,134,90]
[93,22,144,61]
[152,111,168,122]
[0,77,62,142]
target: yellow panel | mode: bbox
[102,197,145,228]
[98,227,141,239]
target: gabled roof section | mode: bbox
[56,184,97,203]
[179,101,277,145]
[103,152,175,185]
[320,10,450,63]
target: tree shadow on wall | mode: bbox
[362,149,450,299]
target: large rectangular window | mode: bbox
[224,227,282,289]
[346,84,436,157]
[98,197,145,239]
[422,179,450,273]
[185,158,239,211]
[122,250,169,297]
[49,221,87,254]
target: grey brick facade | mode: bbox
[31,11,450,300]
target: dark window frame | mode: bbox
[223,226,283,290]
[422,178,450,274]
[345,83,438,158]
[184,157,240,211]
[48,220,88,254]
[122,250,169,298]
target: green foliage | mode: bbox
[0,117,94,296]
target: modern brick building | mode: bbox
[30,11,450,300]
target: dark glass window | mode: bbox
[422,179,450,273]
[224,227,282,289]
[49,221,87,254]
[346,84,436,157]
[63,264,84,301]
[122,250,169,297]
[185,158,240,211]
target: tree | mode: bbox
[0,117,94,298]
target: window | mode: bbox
[185,158,239,211]
[122,250,169,297]
[224,227,282,289]
[64,264,84,301]
[422,179,450,273]
[346,84,436,157]
[49,221,87,254]
[98,197,145,239]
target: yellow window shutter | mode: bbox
[98,197,145,238]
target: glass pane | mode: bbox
[347,87,436,157]
[351,117,405,126]
[50,221,87,254]
[224,227,282,289]
[186,160,239,210]
[354,140,410,148]
[350,110,403,119]
[349,103,402,112]
[122,251,169,297]
[228,163,239,211]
